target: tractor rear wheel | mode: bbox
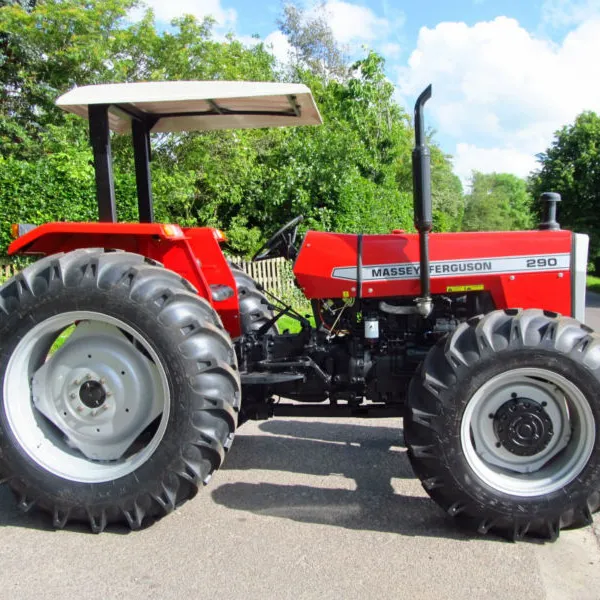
[405,309,600,541]
[0,249,239,532]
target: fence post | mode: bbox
[0,258,20,282]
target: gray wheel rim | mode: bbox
[3,311,170,483]
[460,367,595,496]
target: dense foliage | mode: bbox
[463,172,533,232]
[530,111,600,259]
[0,0,534,257]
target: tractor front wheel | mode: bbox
[0,249,240,532]
[405,309,600,541]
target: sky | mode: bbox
[131,0,600,186]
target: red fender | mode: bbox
[9,222,241,337]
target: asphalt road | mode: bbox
[1,299,600,599]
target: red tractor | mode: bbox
[1,81,598,540]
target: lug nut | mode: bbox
[69,392,76,399]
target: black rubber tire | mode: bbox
[0,249,240,532]
[229,265,274,334]
[405,308,600,541]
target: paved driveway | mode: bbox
[0,298,600,599]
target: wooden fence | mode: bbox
[228,256,293,297]
[0,260,18,283]
[0,256,292,296]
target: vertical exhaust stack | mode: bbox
[412,85,433,316]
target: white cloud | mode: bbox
[234,34,262,47]
[453,144,539,185]
[130,0,237,27]
[316,1,391,44]
[398,16,600,179]
[542,0,600,28]
[381,42,402,58]
[259,2,400,68]
[263,30,294,65]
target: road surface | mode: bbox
[1,297,600,599]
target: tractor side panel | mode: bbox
[294,230,573,316]
[9,222,241,337]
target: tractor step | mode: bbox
[240,371,305,385]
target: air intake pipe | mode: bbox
[411,84,433,316]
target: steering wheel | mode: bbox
[252,215,304,262]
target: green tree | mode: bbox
[0,0,138,157]
[463,171,533,232]
[430,146,464,231]
[277,2,348,82]
[0,0,466,257]
[0,0,277,251]
[530,111,600,257]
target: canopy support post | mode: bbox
[132,119,154,223]
[88,104,117,223]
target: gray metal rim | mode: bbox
[3,311,170,483]
[460,367,595,497]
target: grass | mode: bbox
[277,313,315,333]
[587,275,600,294]
[48,325,75,355]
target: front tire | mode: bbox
[405,309,600,541]
[0,249,240,532]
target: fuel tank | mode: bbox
[293,229,576,316]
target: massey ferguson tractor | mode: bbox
[0,81,598,541]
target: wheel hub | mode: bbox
[29,319,166,464]
[79,380,106,409]
[493,398,554,456]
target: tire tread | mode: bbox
[0,249,239,532]
[406,308,600,542]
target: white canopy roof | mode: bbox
[56,80,323,133]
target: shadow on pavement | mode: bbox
[213,419,492,541]
[0,487,52,532]
[586,290,600,308]
[0,419,502,541]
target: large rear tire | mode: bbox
[0,249,240,532]
[405,309,600,541]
